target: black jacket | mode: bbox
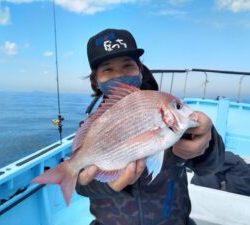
[75,71,225,225]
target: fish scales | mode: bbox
[94,127,173,170]
[82,91,165,152]
[70,91,166,171]
[90,94,160,139]
[94,107,162,151]
[80,121,162,164]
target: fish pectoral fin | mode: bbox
[146,151,165,182]
[94,170,123,182]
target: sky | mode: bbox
[0,0,250,97]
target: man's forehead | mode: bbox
[99,57,135,67]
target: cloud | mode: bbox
[63,51,73,57]
[216,0,250,12]
[2,0,143,14]
[2,41,18,55]
[3,0,41,3]
[168,0,191,5]
[209,20,227,28]
[0,6,11,25]
[54,0,139,14]
[151,1,188,17]
[157,9,187,16]
[43,51,53,57]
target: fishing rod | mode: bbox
[51,0,64,144]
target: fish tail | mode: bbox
[32,160,77,205]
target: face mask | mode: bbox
[97,74,142,96]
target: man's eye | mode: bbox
[124,64,134,68]
[103,68,112,72]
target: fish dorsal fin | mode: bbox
[72,113,100,152]
[90,83,139,116]
[86,83,139,126]
[105,82,140,105]
[72,105,112,152]
[72,83,139,152]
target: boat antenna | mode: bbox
[51,0,64,144]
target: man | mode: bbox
[75,28,225,225]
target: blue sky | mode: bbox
[0,0,250,96]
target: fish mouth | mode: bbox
[161,109,180,134]
[164,108,199,134]
[167,118,179,133]
[188,112,199,128]
[168,126,177,133]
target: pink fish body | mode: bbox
[33,84,198,205]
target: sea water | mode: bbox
[0,91,92,168]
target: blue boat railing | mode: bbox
[0,133,77,223]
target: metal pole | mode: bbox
[237,75,245,102]
[159,72,163,91]
[203,72,208,99]
[183,71,189,99]
[169,72,175,94]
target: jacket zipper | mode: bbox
[135,180,144,225]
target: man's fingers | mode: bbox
[186,111,212,135]
[173,110,213,160]
[173,131,211,159]
[78,165,99,185]
[131,159,146,184]
[78,160,146,190]
[108,160,145,192]
[135,159,146,176]
[108,162,137,192]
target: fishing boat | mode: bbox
[0,68,249,225]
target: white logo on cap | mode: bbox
[104,39,127,52]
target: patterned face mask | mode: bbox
[97,74,142,96]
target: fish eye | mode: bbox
[176,102,182,110]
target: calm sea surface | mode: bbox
[0,91,92,168]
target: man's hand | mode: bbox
[172,111,212,160]
[108,159,145,192]
[78,165,99,185]
[77,159,146,192]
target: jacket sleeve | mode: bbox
[186,126,225,176]
[75,177,133,199]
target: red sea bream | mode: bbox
[33,83,198,205]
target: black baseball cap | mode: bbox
[87,28,144,70]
